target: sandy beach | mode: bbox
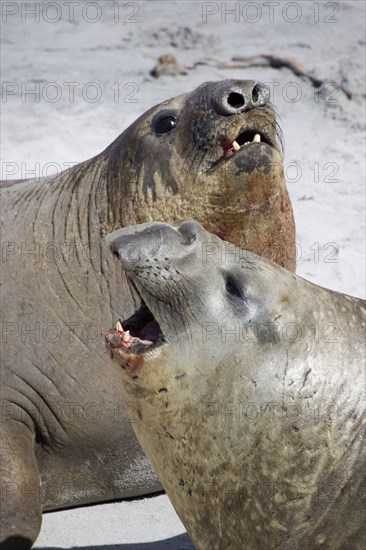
[1,1,365,548]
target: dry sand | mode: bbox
[1,1,365,548]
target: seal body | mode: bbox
[0,80,294,548]
[106,221,365,550]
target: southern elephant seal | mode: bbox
[0,79,294,548]
[105,220,365,550]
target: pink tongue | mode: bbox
[135,337,153,345]
[122,335,152,348]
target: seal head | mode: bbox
[103,80,295,270]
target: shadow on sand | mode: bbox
[35,533,195,549]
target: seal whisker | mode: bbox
[168,276,211,329]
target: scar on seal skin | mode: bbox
[105,220,365,550]
[0,79,294,548]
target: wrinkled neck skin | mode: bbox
[1,160,162,510]
[121,277,365,550]
[1,157,134,374]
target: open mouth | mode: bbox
[105,299,166,356]
[221,129,272,158]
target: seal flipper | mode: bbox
[0,422,42,549]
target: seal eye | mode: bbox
[152,110,178,136]
[225,275,243,300]
[156,116,176,134]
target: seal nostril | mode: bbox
[251,83,269,106]
[178,220,203,244]
[227,92,245,110]
[110,244,120,259]
[252,84,260,103]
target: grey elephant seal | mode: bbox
[105,221,365,550]
[0,79,294,548]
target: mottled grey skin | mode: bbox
[0,79,294,549]
[106,221,365,550]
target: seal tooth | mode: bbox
[244,141,250,146]
[116,321,123,333]
[122,330,131,343]
[253,133,261,143]
[232,140,241,152]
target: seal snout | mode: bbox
[106,222,175,270]
[104,221,209,368]
[201,80,276,160]
[106,221,206,270]
[215,80,270,116]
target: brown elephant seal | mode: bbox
[105,221,365,550]
[106,79,295,270]
[0,79,294,548]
